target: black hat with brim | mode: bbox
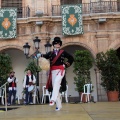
[10,71,15,74]
[52,37,62,46]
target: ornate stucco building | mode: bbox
[0,0,120,102]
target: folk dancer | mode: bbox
[38,37,74,111]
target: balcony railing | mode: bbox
[52,1,120,16]
[1,6,30,18]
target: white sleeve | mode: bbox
[37,53,41,58]
[33,75,36,84]
[7,77,13,83]
[23,76,26,88]
[15,78,18,83]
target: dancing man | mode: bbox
[39,37,74,111]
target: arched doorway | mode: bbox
[62,45,97,102]
[116,47,120,100]
[116,47,120,59]
[1,48,28,99]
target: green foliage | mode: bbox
[0,53,12,85]
[25,59,41,76]
[73,50,93,92]
[96,49,120,91]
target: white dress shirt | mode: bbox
[7,77,18,90]
[23,74,36,88]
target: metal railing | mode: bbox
[52,1,120,16]
[0,82,8,111]
[1,6,30,18]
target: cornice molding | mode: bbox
[17,12,120,24]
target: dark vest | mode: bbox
[26,75,33,85]
[9,77,16,87]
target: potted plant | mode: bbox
[0,53,13,103]
[73,50,93,102]
[24,59,41,76]
[96,49,120,101]
[0,53,13,86]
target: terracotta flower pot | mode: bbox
[107,91,119,102]
[80,92,87,102]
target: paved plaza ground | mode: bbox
[0,102,120,120]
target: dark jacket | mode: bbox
[42,49,74,92]
[42,50,74,68]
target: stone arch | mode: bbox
[0,45,29,100]
[0,45,23,52]
[0,44,33,56]
[61,42,98,101]
[61,42,96,59]
[109,39,120,50]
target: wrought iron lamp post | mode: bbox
[44,37,52,53]
[23,36,52,86]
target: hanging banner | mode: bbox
[62,4,83,35]
[0,8,17,39]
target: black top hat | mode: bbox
[52,37,62,46]
[10,71,15,74]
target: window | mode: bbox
[117,0,120,11]
[61,0,82,5]
[1,0,22,7]
[1,0,22,18]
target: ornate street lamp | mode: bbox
[33,37,41,50]
[23,36,52,86]
[23,43,30,58]
[44,37,52,53]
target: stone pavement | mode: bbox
[0,102,120,120]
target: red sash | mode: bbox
[12,82,15,87]
[46,50,64,90]
[52,50,64,65]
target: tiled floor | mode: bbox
[0,102,120,120]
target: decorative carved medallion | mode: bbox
[68,14,77,27]
[2,18,11,30]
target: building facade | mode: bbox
[0,0,120,102]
